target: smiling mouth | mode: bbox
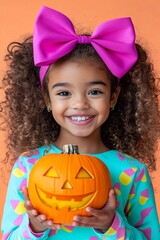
[36,185,95,210]
[67,115,95,126]
[69,116,93,122]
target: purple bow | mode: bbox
[33,6,138,83]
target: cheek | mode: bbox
[97,101,110,121]
[51,103,68,124]
[94,99,110,112]
[51,99,67,112]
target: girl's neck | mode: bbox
[54,131,109,154]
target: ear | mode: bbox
[110,86,121,108]
[42,90,51,110]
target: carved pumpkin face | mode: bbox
[28,146,111,224]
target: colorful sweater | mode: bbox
[1,144,160,239]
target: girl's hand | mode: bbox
[23,187,61,233]
[72,189,116,231]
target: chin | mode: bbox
[71,131,93,138]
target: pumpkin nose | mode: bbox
[62,180,72,189]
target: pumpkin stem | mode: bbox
[63,144,79,154]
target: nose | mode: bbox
[62,180,72,189]
[72,94,89,110]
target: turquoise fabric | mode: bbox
[1,144,160,239]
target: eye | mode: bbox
[44,167,60,178]
[88,89,103,95]
[76,167,93,179]
[57,91,71,96]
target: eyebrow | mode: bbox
[52,82,71,89]
[87,81,107,87]
[52,80,107,89]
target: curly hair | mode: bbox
[0,36,160,170]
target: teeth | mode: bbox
[70,116,91,121]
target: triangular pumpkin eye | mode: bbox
[44,167,59,178]
[76,167,93,179]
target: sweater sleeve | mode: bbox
[1,155,51,240]
[94,164,160,239]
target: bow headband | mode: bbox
[33,6,138,83]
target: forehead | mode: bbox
[48,61,110,85]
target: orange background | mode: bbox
[0,0,160,237]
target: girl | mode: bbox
[1,6,160,240]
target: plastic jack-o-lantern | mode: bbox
[28,145,112,224]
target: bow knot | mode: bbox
[77,35,91,44]
[33,6,138,83]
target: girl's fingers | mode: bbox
[73,215,97,225]
[72,189,117,228]
[24,200,33,209]
[29,211,61,230]
[48,223,61,230]
[23,187,61,230]
[35,214,47,222]
[73,215,109,229]
[73,221,94,228]
[40,219,61,229]
[73,215,91,223]
[73,217,104,228]
[23,187,35,211]
[86,189,117,217]
[23,186,30,201]
[107,188,117,209]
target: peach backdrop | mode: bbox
[0,0,160,237]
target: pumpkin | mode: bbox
[28,144,111,224]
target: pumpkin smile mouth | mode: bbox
[36,185,95,210]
